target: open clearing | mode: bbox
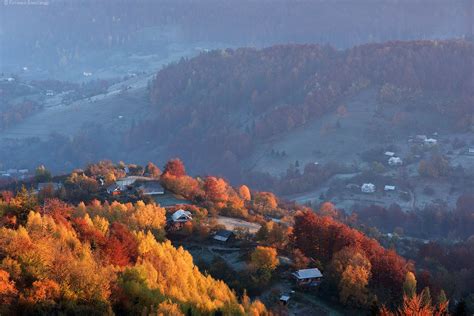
[216,216,262,234]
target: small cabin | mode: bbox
[213,230,233,242]
[292,268,323,287]
[388,157,403,166]
[384,185,396,191]
[279,295,290,305]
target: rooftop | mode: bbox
[213,230,233,242]
[171,209,192,222]
[292,268,323,280]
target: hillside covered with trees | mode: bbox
[0,159,467,314]
[136,40,474,182]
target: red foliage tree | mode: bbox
[163,159,186,177]
[105,223,139,267]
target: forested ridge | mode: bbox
[140,40,474,179]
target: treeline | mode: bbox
[0,81,42,130]
[354,192,474,240]
[0,100,41,130]
[3,0,467,54]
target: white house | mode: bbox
[384,151,395,157]
[388,157,403,166]
[424,138,438,147]
[171,209,192,223]
[292,268,323,286]
[361,183,376,193]
[468,148,474,155]
[384,185,396,191]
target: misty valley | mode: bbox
[0,1,473,315]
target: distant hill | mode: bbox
[143,40,474,178]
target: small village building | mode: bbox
[213,230,234,242]
[18,169,29,174]
[106,184,121,196]
[279,295,290,305]
[384,185,396,191]
[7,169,18,174]
[171,209,192,223]
[384,151,395,157]
[361,183,376,193]
[424,138,438,147]
[468,148,474,155]
[292,268,323,287]
[139,182,165,195]
[388,157,403,166]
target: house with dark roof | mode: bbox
[139,182,165,195]
[213,230,234,242]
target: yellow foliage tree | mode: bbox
[238,185,251,201]
[330,247,372,307]
[155,300,184,316]
[250,246,279,271]
[134,232,247,314]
